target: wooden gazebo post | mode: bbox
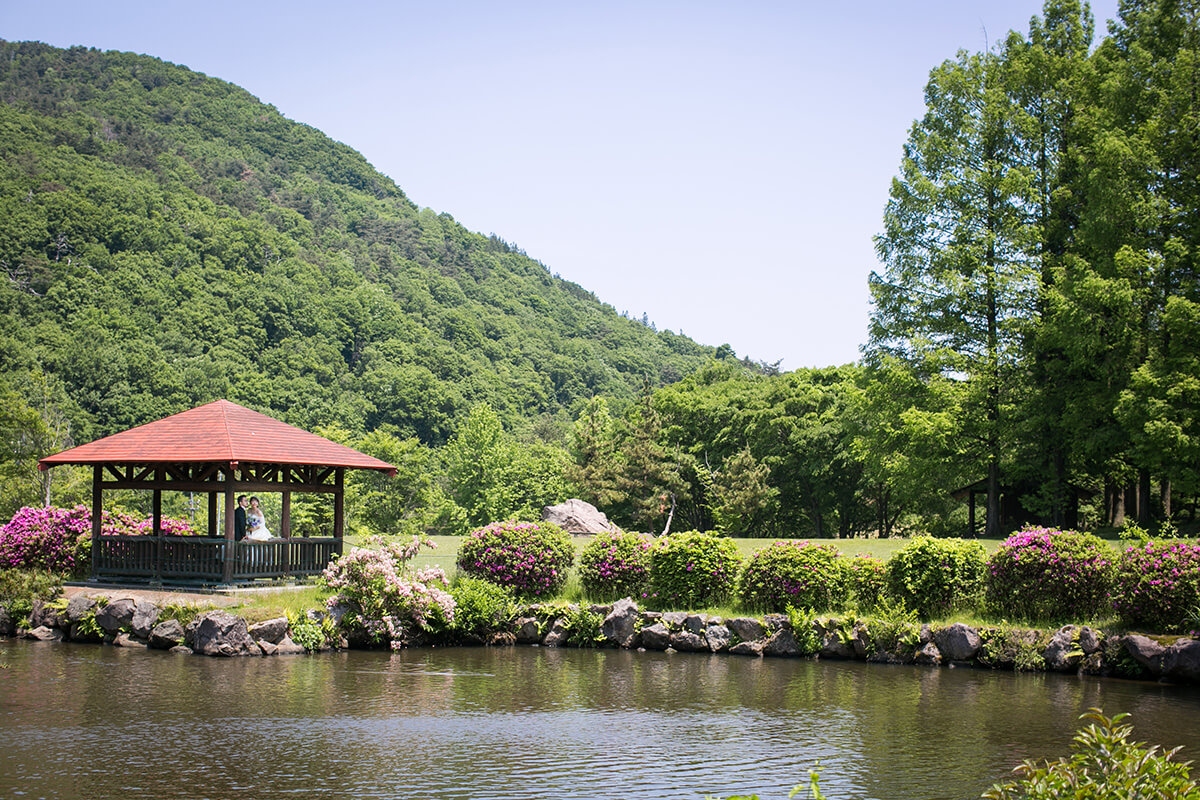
[91,465,102,580]
[223,464,237,585]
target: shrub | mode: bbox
[737,540,849,613]
[985,527,1115,623]
[449,576,516,641]
[322,536,455,649]
[456,519,575,597]
[982,709,1200,799]
[885,536,986,619]
[647,530,742,609]
[847,553,887,612]
[578,530,653,600]
[0,568,64,623]
[1111,539,1200,632]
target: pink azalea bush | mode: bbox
[0,505,198,573]
[985,527,1115,623]
[322,536,455,649]
[737,540,849,612]
[648,530,742,609]
[1111,540,1200,633]
[456,520,574,597]
[578,530,653,600]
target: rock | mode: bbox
[851,623,872,658]
[764,614,788,632]
[705,624,732,653]
[487,631,516,646]
[919,624,934,645]
[1162,638,1200,683]
[1124,635,1166,677]
[683,614,707,635]
[727,617,766,642]
[933,623,981,662]
[541,498,620,534]
[514,617,541,643]
[26,625,63,641]
[0,607,13,637]
[95,598,137,634]
[639,622,671,650]
[729,639,764,656]
[66,595,97,624]
[763,629,801,657]
[149,619,186,649]
[258,640,279,655]
[542,619,569,648]
[169,645,193,655]
[184,617,200,648]
[670,630,707,652]
[639,611,662,624]
[69,622,103,643]
[192,610,257,657]
[130,601,160,639]
[1043,626,1084,672]
[601,598,640,648]
[1078,627,1102,655]
[273,637,308,655]
[820,631,855,659]
[114,633,147,649]
[661,611,688,630]
[249,617,289,645]
[30,599,64,630]
[914,642,942,665]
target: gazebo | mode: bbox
[38,400,396,585]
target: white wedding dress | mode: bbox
[246,511,272,540]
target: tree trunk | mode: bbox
[1161,478,1172,519]
[1111,479,1126,527]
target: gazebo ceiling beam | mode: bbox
[99,478,341,494]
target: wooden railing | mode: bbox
[94,536,340,584]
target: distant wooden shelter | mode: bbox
[38,400,395,585]
[952,478,1097,535]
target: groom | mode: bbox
[234,495,248,541]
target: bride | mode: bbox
[245,496,273,540]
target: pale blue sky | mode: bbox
[3,1,1119,369]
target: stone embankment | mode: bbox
[4,593,1200,685]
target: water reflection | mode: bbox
[2,641,1199,799]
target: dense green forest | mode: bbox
[4,0,1200,540]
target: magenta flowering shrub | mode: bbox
[985,527,1115,623]
[578,530,653,600]
[1111,540,1200,632]
[737,540,849,612]
[648,530,743,609]
[456,520,575,597]
[322,536,455,648]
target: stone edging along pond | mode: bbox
[5,594,1200,686]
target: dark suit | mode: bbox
[235,506,247,541]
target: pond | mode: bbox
[2,641,1199,800]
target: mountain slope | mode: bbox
[0,41,713,443]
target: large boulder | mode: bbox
[727,617,766,642]
[26,625,64,642]
[131,601,160,639]
[249,617,289,645]
[639,622,671,650]
[1043,626,1084,672]
[600,598,639,648]
[541,499,619,534]
[705,624,732,653]
[0,606,14,637]
[541,618,569,647]
[1162,638,1200,683]
[669,630,707,652]
[192,610,257,657]
[149,619,186,650]
[763,629,801,657]
[95,598,136,634]
[1124,634,1166,677]
[66,595,97,624]
[933,623,982,662]
[514,617,541,643]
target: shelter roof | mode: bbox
[38,400,396,475]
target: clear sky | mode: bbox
[3,1,1120,370]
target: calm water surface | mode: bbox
[3,640,1200,800]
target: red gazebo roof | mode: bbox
[38,400,396,475]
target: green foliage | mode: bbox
[984,529,1116,623]
[978,625,1046,673]
[448,576,516,641]
[456,520,575,598]
[885,536,986,620]
[846,554,887,612]
[647,530,742,609]
[784,606,822,655]
[0,568,63,622]
[562,604,604,648]
[737,540,849,613]
[982,710,1200,799]
[285,608,338,652]
[578,530,654,601]
[866,597,920,652]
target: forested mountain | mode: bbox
[0,41,712,448]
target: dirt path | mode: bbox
[61,584,241,608]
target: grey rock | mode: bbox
[29,599,64,630]
[727,617,766,642]
[729,639,764,656]
[1078,626,1102,655]
[764,614,788,632]
[66,595,97,624]
[27,625,63,641]
[683,614,707,635]
[1124,635,1166,677]
[169,645,193,655]
[192,610,257,657]
[514,617,541,643]
[542,619,569,648]
[705,624,732,653]
[851,623,872,658]
[933,623,981,662]
[149,619,186,649]
[249,617,289,644]
[130,600,160,639]
[601,598,640,648]
[914,642,942,665]
[670,630,707,652]
[114,633,147,649]
[638,611,662,624]
[95,598,136,634]
[258,640,278,655]
[763,629,801,657]
[325,603,350,627]
[661,611,687,630]
[1043,626,1084,672]
[919,624,934,645]
[184,617,200,648]
[273,637,308,655]
[541,498,620,534]
[0,606,13,637]
[820,631,855,659]
[639,622,671,650]
[1162,638,1200,683]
